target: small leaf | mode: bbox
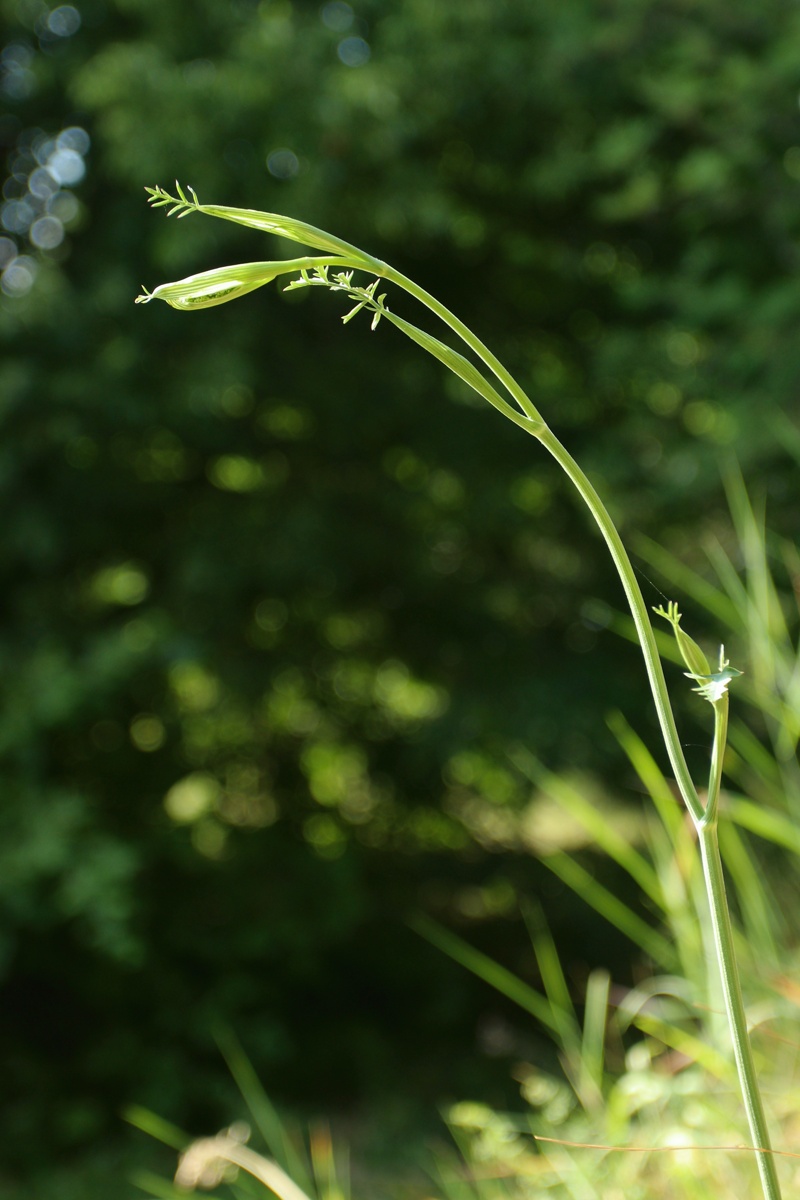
[688,666,743,703]
[381,309,533,426]
[341,298,368,324]
[144,185,380,266]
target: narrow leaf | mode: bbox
[146,185,379,266]
[382,309,538,431]
[409,913,559,1034]
[215,1027,314,1195]
[123,1104,188,1150]
[540,851,676,968]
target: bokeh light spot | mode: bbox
[29,215,63,249]
[129,714,166,752]
[48,191,80,223]
[0,43,36,99]
[584,241,617,276]
[164,772,220,823]
[267,149,299,180]
[208,454,267,492]
[647,381,682,415]
[57,126,91,155]
[47,5,81,37]
[1,256,37,296]
[260,403,312,438]
[304,813,347,859]
[321,1,353,32]
[191,819,228,859]
[254,597,288,633]
[47,147,85,186]
[337,36,370,67]
[169,661,221,712]
[2,199,36,233]
[28,167,59,199]
[783,146,800,181]
[90,562,149,606]
[683,399,717,437]
[666,330,699,367]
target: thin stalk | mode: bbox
[379,262,703,824]
[377,259,780,1196]
[378,264,544,425]
[696,696,781,1197]
[140,196,783,1196]
[702,695,729,830]
[697,822,781,1199]
[535,426,705,825]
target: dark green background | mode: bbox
[2,0,799,1190]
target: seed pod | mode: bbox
[653,601,710,678]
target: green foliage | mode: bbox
[3,0,800,1190]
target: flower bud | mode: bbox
[136,257,350,311]
[653,601,711,678]
[136,261,294,310]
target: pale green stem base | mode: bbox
[540,434,781,1197]
[698,821,781,1199]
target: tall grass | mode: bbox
[430,470,800,1197]
[125,488,800,1198]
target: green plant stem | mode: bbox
[380,262,703,823]
[379,264,545,425]
[698,695,780,1196]
[526,429,780,1196]
[535,426,705,825]
[140,201,783,1195]
[697,820,781,1199]
[702,696,729,830]
[377,259,780,1197]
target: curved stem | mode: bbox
[176,1136,313,1200]
[374,262,780,1195]
[145,201,782,1196]
[535,427,704,824]
[378,261,703,824]
[378,264,544,424]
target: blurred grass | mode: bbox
[11,479,800,1198]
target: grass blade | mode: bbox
[540,851,676,968]
[409,913,559,1034]
[512,747,663,907]
[215,1027,314,1196]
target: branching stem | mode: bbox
[139,189,783,1198]
[377,259,780,1199]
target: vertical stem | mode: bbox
[372,260,781,1194]
[697,822,781,1199]
[701,696,729,829]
